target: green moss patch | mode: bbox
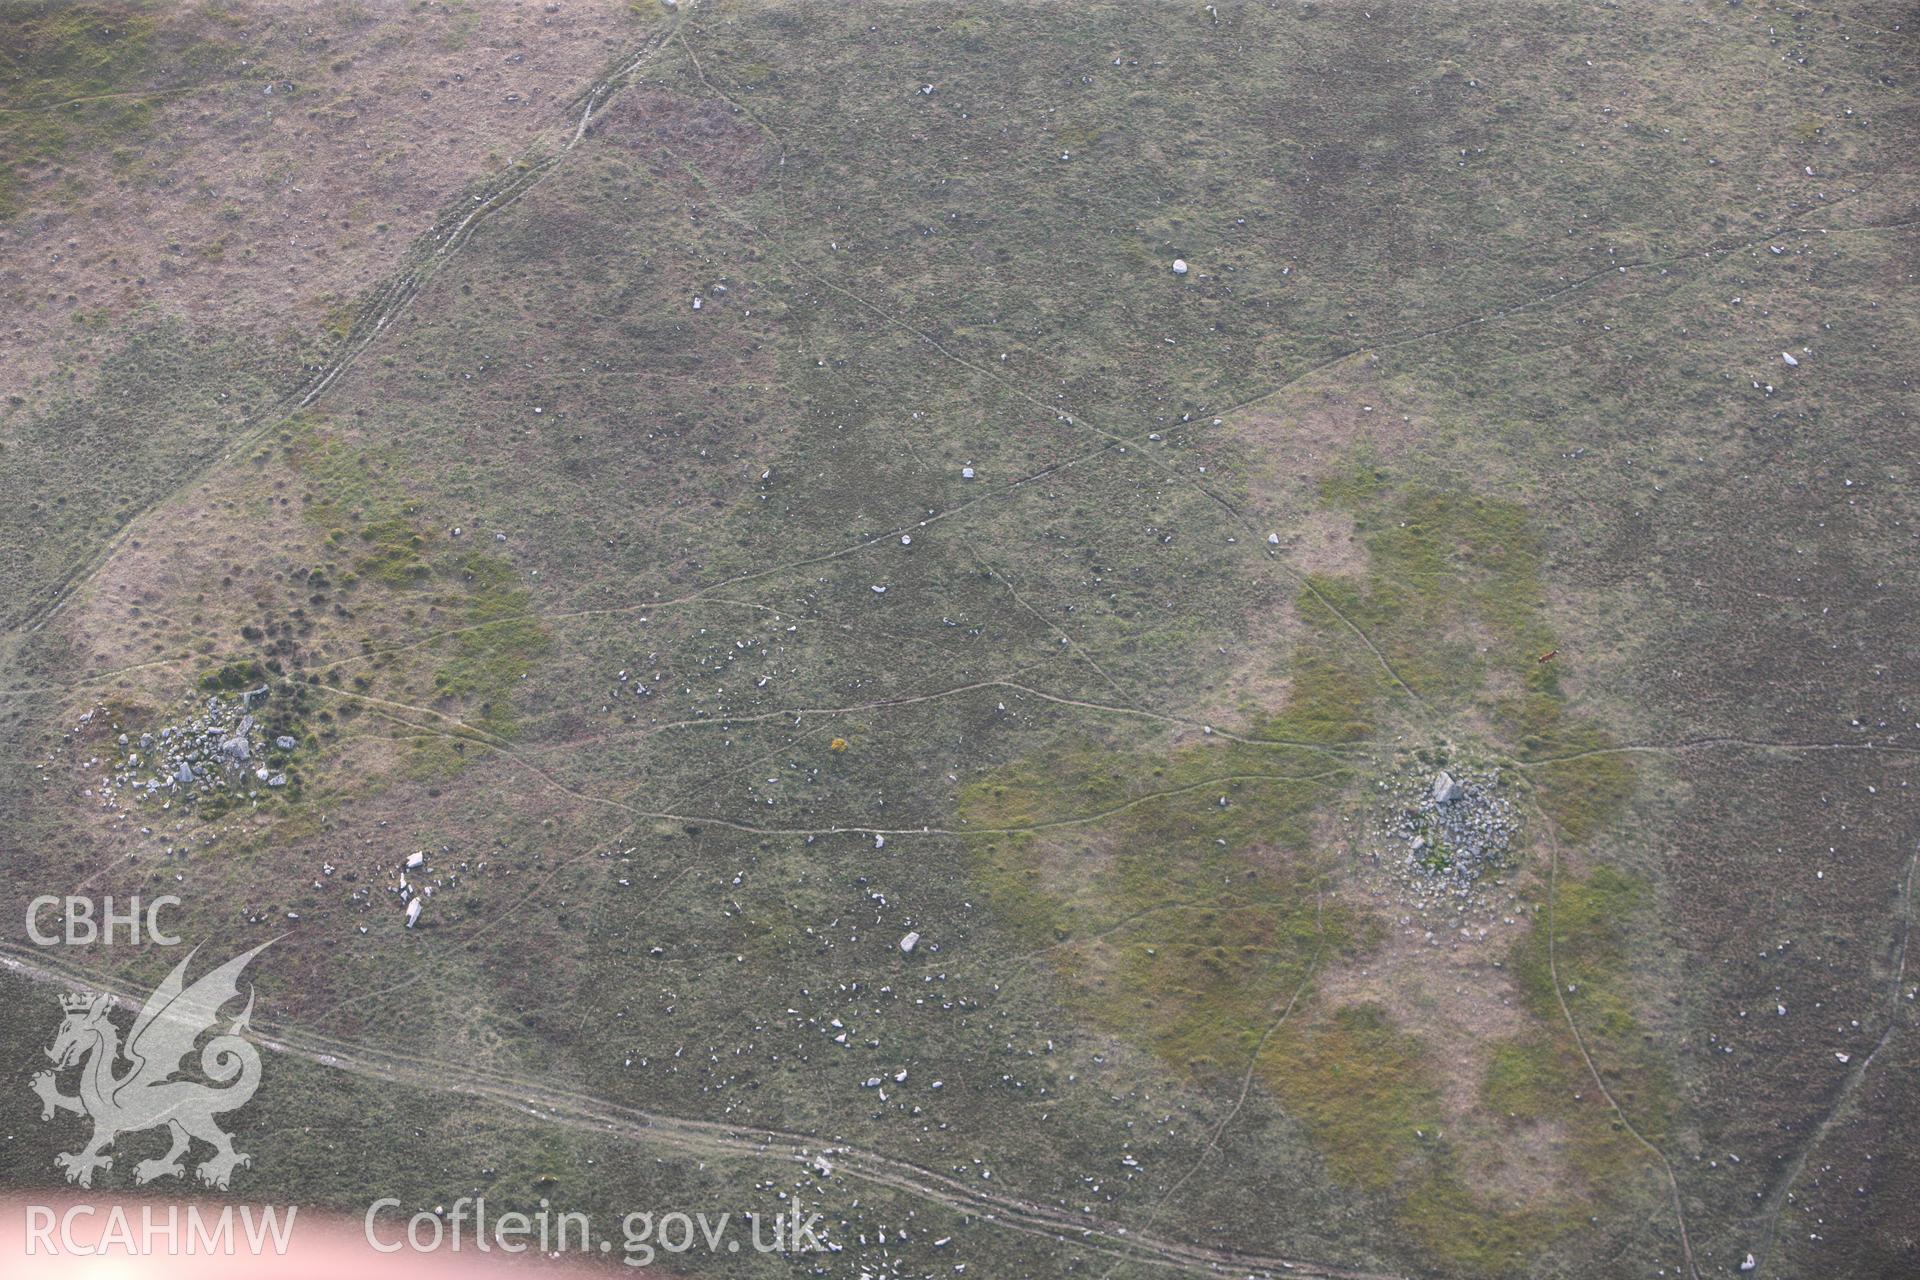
[961,469,1653,1272]
[1261,1004,1443,1192]
[1508,865,1675,1146]
[0,3,249,217]
[1320,467,1637,842]
[430,552,549,740]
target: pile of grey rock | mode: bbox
[1396,768,1517,887]
[99,687,294,804]
[1348,761,1525,948]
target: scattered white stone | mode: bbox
[1781,351,1799,367]
[1171,259,1189,275]
[899,930,920,953]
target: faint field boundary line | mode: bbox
[3,10,689,643]
[346,687,1357,841]
[1112,884,1329,1274]
[1515,737,1920,765]
[501,674,1379,761]
[2,12,1909,1276]
[0,942,1402,1280]
[660,138,1432,715]
[651,23,1433,709]
[1743,838,1919,1275]
[3,22,1912,700]
[975,556,1144,709]
[249,659,1378,765]
[646,43,1920,719]
[0,79,247,114]
[1531,806,1702,1280]
[11,186,1908,709]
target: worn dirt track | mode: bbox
[1,944,1406,1280]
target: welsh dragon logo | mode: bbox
[30,943,270,1189]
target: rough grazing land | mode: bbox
[2,2,1917,1278]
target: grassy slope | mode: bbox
[2,3,1917,1278]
